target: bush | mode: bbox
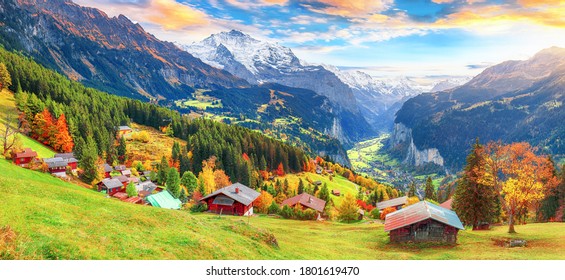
[268,201,280,215]
[380,207,396,220]
[131,131,150,143]
[302,209,317,220]
[370,208,380,219]
[190,202,208,213]
[280,205,294,219]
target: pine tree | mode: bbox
[424,176,436,201]
[158,156,168,185]
[166,167,181,199]
[172,141,181,163]
[318,183,330,202]
[259,155,267,171]
[117,136,127,163]
[0,62,11,90]
[79,136,99,184]
[338,193,359,223]
[452,140,498,230]
[297,178,304,194]
[408,181,417,197]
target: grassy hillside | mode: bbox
[0,159,281,260]
[1,159,564,260]
[0,90,55,158]
[268,173,359,206]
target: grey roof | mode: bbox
[201,183,260,206]
[121,169,132,176]
[212,195,235,206]
[377,196,408,210]
[112,175,129,183]
[55,153,75,159]
[114,165,127,171]
[44,157,67,168]
[384,201,465,232]
[104,163,113,173]
[118,125,132,131]
[101,178,123,189]
[136,181,157,193]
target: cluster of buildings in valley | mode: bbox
[12,144,466,245]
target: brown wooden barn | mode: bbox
[200,183,260,216]
[384,201,464,243]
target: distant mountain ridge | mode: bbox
[184,30,375,145]
[0,0,248,100]
[392,47,565,169]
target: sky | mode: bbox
[74,0,565,79]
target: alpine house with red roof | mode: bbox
[200,183,260,216]
[384,201,464,243]
[281,193,326,213]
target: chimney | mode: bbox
[235,187,239,194]
[308,196,312,203]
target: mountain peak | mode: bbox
[227,29,246,37]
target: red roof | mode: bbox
[439,198,453,210]
[281,193,326,213]
[384,201,464,232]
[14,148,37,159]
[112,192,129,200]
[124,196,142,204]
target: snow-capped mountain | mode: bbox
[430,77,472,92]
[182,30,376,145]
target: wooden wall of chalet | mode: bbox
[389,219,459,243]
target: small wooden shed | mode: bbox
[384,201,464,243]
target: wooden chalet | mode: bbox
[43,157,68,176]
[281,193,326,213]
[384,201,464,243]
[114,165,127,172]
[123,196,143,204]
[112,192,129,201]
[98,178,124,195]
[136,181,158,198]
[121,169,132,177]
[103,163,113,178]
[201,183,260,216]
[117,126,132,137]
[12,148,37,167]
[376,196,408,211]
[332,189,341,196]
[54,153,78,170]
[112,175,129,187]
[312,180,322,186]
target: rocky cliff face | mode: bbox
[391,122,445,166]
[0,0,248,100]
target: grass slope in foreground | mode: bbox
[1,159,564,260]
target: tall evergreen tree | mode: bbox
[452,140,498,230]
[407,181,417,197]
[297,178,305,194]
[424,176,436,201]
[171,141,181,163]
[318,183,330,202]
[79,136,99,184]
[117,136,127,163]
[158,156,168,185]
[166,167,181,199]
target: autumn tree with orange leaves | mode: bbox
[480,142,559,233]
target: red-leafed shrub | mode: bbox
[357,199,375,212]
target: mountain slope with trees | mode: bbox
[393,47,565,169]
